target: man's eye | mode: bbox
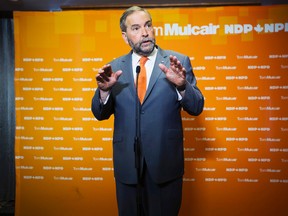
[132,27,139,31]
[146,24,152,29]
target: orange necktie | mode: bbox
[138,56,148,103]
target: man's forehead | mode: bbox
[126,11,151,25]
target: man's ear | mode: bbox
[122,32,128,44]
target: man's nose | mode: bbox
[141,27,149,36]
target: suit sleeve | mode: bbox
[91,88,114,120]
[180,55,204,116]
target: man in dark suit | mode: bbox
[91,6,204,216]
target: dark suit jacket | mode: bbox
[92,47,204,184]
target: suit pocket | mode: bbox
[167,129,183,141]
[113,134,123,143]
[113,134,126,152]
[166,129,184,160]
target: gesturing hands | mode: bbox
[159,55,186,90]
[96,64,122,92]
[96,55,186,95]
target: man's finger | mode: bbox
[99,71,110,82]
[103,65,112,76]
[114,70,123,80]
[159,63,169,73]
[96,75,104,83]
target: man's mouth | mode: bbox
[141,40,152,46]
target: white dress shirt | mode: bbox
[132,47,158,88]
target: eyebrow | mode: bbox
[130,20,152,28]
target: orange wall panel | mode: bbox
[14,5,288,216]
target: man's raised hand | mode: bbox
[159,55,186,89]
[96,64,122,92]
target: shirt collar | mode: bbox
[132,46,158,65]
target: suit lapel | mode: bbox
[118,48,170,104]
[119,52,136,97]
[143,48,169,103]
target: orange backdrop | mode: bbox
[14,5,288,216]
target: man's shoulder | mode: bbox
[158,47,187,59]
[109,51,132,64]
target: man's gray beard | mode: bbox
[128,38,155,56]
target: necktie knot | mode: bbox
[140,56,148,66]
